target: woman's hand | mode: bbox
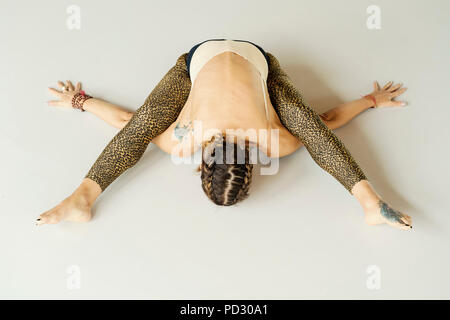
[368,81,407,108]
[47,80,82,108]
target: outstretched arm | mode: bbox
[48,81,134,129]
[319,81,407,130]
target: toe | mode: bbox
[400,216,413,228]
[398,220,413,230]
[395,222,411,230]
[35,213,48,226]
[385,219,412,230]
[36,209,61,226]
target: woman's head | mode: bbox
[199,134,253,206]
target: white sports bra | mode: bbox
[189,39,270,119]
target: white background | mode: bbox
[1,0,449,299]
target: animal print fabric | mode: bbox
[86,50,366,193]
[265,52,367,192]
[85,53,191,190]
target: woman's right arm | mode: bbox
[48,81,134,129]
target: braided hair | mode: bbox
[199,134,253,206]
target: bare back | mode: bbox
[152,52,302,157]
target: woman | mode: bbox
[38,39,412,230]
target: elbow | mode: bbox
[320,110,342,130]
[319,109,338,122]
[123,112,134,123]
[323,120,339,130]
[116,112,134,129]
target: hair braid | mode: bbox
[200,134,254,206]
[201,153,218,203]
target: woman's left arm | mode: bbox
[48,81,134,129]
[320,81,407,130]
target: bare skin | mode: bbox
[152,52,302,158]
[38,65,411,230]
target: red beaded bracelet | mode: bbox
[72,90,92,112]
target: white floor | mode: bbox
[1,0,449,299]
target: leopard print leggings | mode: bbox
[266,52,367,192]
[86,51,367,192]
[85,54,191,190]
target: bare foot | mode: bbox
[365,200,412,230]
[36,194,92,226]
